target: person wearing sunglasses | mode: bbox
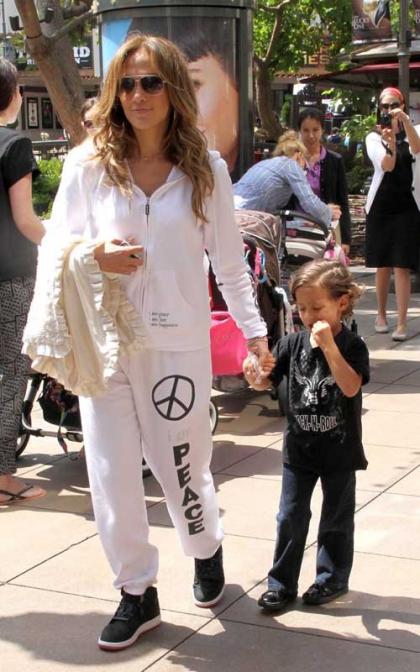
[128,17,239,177]
[46,34,268,650]
[365,86,420,341]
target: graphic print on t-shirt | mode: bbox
[289,348,343,438]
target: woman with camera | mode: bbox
[365,87,420,341]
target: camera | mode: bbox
[379,112,392,129]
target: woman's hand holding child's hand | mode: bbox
[94,238,144,275]
[310,320,335,350]
[243,351,275,389]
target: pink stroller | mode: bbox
[209,209,287,393]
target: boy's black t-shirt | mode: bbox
[0,127,39,281]
[270,326,370,473]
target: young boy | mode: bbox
[244,259,370,611]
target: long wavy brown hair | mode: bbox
[90,34,214,222]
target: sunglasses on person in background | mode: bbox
[380,102,400,110]
[119,75,166,96]
[82,120,94,129]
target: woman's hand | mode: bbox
[94,239,144,275]
[247,335,270,365]
[381,126,396,144]
[243,349,275,390]
[341,243,350,257]
[390,108,410,125]
[390,108,420,154]
[327,203,342,222]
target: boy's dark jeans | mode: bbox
[267,464,356,593]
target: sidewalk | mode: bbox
[1,269,420,672]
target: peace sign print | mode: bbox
[152,375,195,421]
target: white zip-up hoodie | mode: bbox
[50,144,266,351]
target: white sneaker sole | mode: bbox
[193,584,225,608]
[98,615,161,651]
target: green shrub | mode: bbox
[346,162,373,194]
[33,157,63,218]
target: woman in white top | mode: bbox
[365,86,420,341]
[50,34,268,651]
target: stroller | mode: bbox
[209,209,290,393]
[278,208,357,333]
[17,375,219,469]
[208,207,355,396]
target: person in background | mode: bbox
[233,130,340,228]
[0,58,45,505]
[327,127,342,144]
[80,97,98,136]
[244,259,369,613]
[46,33,268,651]
[365,86,420,341]
[298,108,351,256]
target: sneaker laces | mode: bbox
[195,554,222,581]
[112,593,142,622]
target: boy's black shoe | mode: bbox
[98,587,161,651]
[257,589,297,612]
[193,546,225,608]
[302,583,348,606]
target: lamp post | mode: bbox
[398,0,410,107]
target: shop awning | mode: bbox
[301,61,420,91]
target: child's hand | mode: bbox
[243,351,275,387]
[311,320,335,350]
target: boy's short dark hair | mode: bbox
[0,58,18,112]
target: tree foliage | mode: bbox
[254,0,352,74]
[253,0,353,137]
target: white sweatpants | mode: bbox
[79,348,223,595]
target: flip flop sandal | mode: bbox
[0,484,46,505]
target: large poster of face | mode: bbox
[351,0,392,42]
[101,15,239,174]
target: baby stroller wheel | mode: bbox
[16,425,31,458]
[210,399,218,434]
[16,381,39,458]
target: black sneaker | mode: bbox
[98,587,161,651]
[193,546,225,608]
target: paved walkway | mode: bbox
[1,269,420,671]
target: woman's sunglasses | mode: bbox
[119,75,166,96]
[380,102,400,110]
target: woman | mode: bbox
[128,17,239,175]
[297,107,352,257]
[234,130,340,227]
[0,58,45,505]
[365,87,420,341]
[47,34,268,650]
